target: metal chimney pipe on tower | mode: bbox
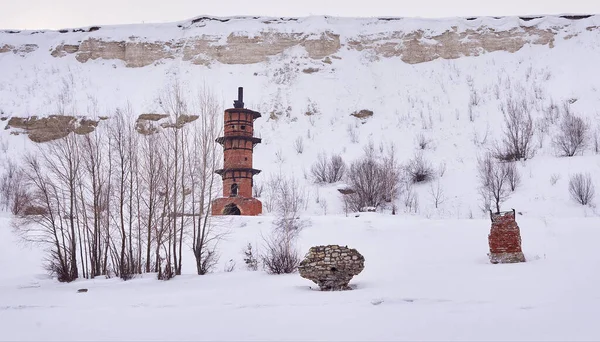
[234,87,244,108]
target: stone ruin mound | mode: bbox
[298,245,365,291]
[488,209,526,264]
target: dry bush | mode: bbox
[310,152,346,184]
[416,133,431,150]
[260,230,300,274]
[553,113,590,157]
[344,142,401,212]
[405,152,434,183]
[345,155,385,212]
[293,136,304,154]
[569,173,595,206]
[497,96,535,161]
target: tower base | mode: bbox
[211,197,262,216]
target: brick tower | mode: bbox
[211,87,263,216]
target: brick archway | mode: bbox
[223,203,241,215]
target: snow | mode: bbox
[1,14,600,340]
[1,214,600,341]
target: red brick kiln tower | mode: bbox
[211,87,262,216]
[488,209,526,264]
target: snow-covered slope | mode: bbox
[1,14,600,220]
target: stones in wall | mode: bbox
[488,210,526,264]
[298,245,365,291]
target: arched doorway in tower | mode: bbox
[223,203,241,215]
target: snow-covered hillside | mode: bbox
[2,14,600,219]
[2,14,600,341]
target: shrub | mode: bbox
[569,173,595,206]
[310,152,346,183]
[553,113,589,157]
[498,96,535,161]
[260,230,300,274]
[243,243,259,271]
[405,152,434,183]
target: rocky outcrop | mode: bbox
[348,26,556,64]
[5,116,99,143]
[488,210,526,264]
[0,44,38,56]
[135,113,199,135]
[298,245,365,291]
[61,31,340,67]
[2,16,597,66]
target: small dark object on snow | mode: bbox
[77,288,88,293]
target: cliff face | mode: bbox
[1,15,598,67]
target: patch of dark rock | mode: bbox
[561,15,592,20]
[351,109,374,119]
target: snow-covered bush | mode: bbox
[243,243,259,271]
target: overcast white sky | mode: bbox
[1,0,599,30]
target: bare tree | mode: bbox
[428,181,445,209]
[0,160,29,215]
[12,136,81,283]
[478,153,512,213]
[569,173,595,206]
[188,85,225,276]
[553,112,589,157]
[505,162,521,191]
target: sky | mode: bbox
[0,0,599,30]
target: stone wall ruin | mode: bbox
[298,245,365,291]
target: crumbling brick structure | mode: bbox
[488,209,526,264]
[211,87,262,216]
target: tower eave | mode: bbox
[216,136,262,145]
[224,108,262,120]
[215,168,262,176]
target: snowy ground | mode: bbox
[2,213,599,341]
